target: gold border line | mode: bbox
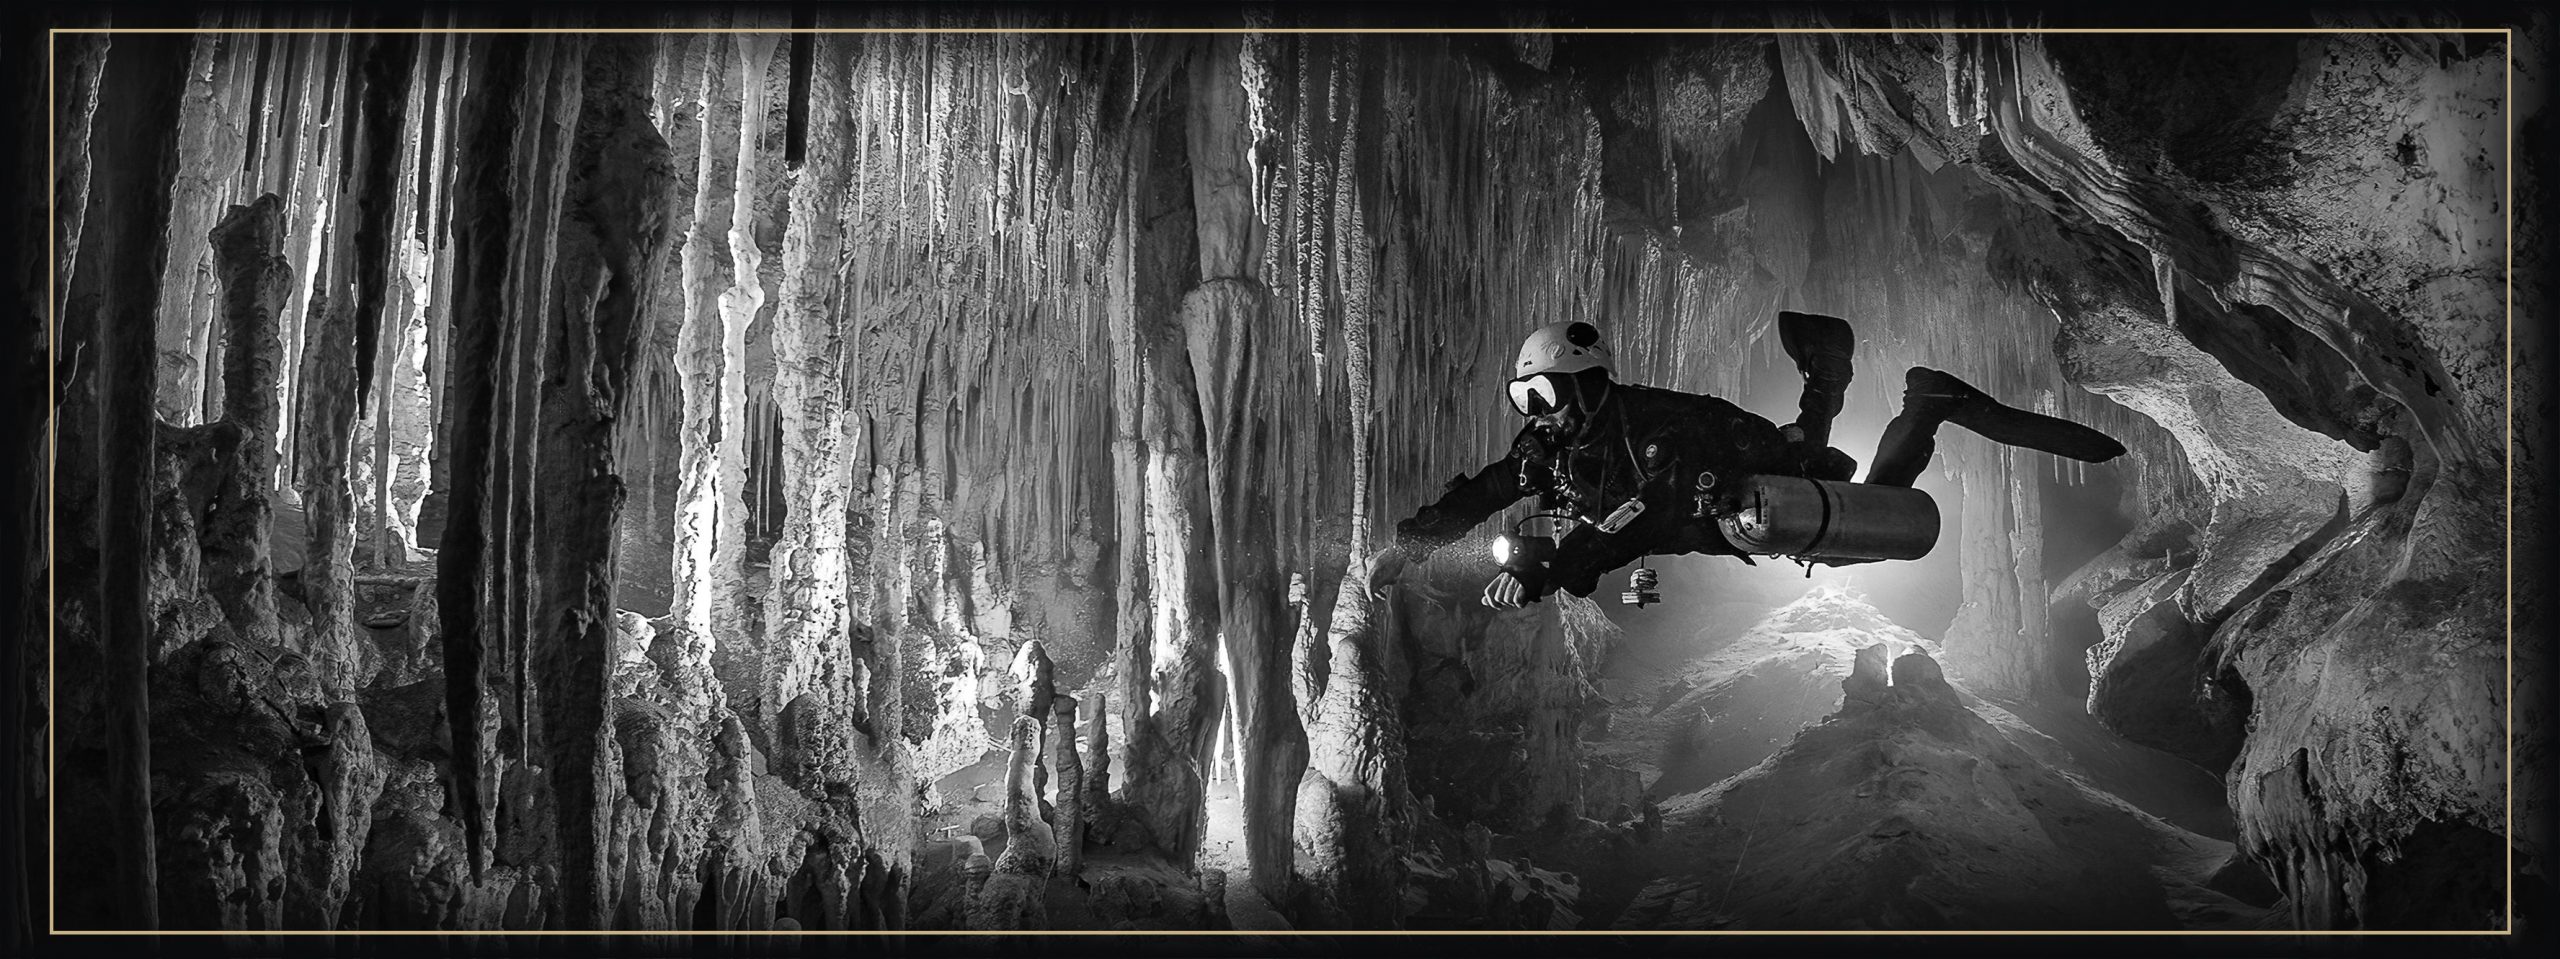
[38,27,2523,35]
[45,23,58,942]
[2503,24,2517,939]
[31,929,2529,937]
[49,20,2529,941]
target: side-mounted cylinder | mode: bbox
[1712,474,1939,562]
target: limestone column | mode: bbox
[524,34,678,928]
[1179,33,1298,899]
[75,30,192,930]
[762,33,861,787]
[434,32,527,880]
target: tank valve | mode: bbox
[1621,564,1660,608]
[1690,470,1721,519]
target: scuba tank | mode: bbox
[1707,474,1939,562]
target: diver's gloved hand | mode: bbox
[1480,570,1547,610]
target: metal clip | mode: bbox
[1596,498,1646,534]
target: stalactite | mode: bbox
[1333,69,1376,558]
[419,32,461,515]
[495,35,578,790]
[156,32,238,425]
[362,35,429,569]
[712,35,778,672]
[380,36,443,558]
[670,34,742,643]
[52,36,106,324]
[277,30,353,501]
[435,32,524,882]
[1293,37,1333,394]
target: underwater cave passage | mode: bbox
[32,5,2528,937]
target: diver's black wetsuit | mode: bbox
[1393,382,1853,600]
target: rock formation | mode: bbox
[1620,643,2265,930]
[1287,548,1412,928]
[966,716,1051,930]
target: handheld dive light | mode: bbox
[1490,529,1556,574]
[1488,512,1566,607]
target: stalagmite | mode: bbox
[298,282,361,701]
[264,173,398,927]
[961,846,993,918]
[1200,867,1230,929]
[1014,638,1057,726]
[199,196,290,665]
[1080,694,1110,833]
[1049,693,1085,877]
[968,716,1051,930]
[1288,549,1409,928]
[1013,638,1057,802]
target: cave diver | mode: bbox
[1390,314,2127,609]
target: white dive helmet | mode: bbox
[1513,321,1613,378]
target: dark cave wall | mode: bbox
[6,13,50,947]
[21,8,2544,936]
